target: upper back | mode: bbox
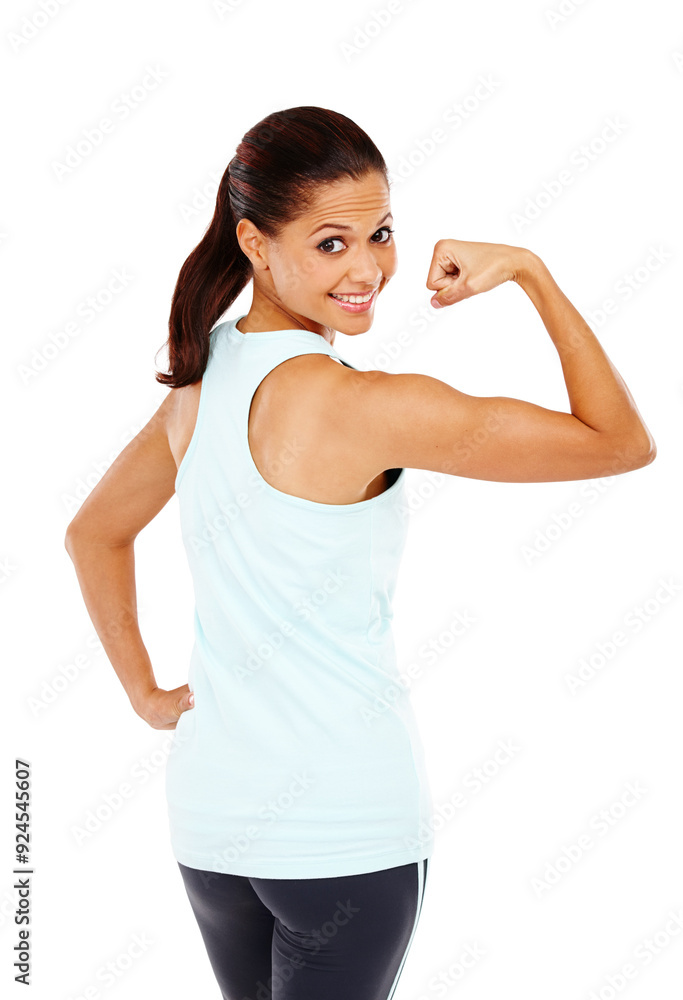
[172,314,409,670]
[168,321,396,505]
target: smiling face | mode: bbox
[235,171,397,342]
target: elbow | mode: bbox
[613,429,657,472]
[636,443,657,468]
[627,448,656,473]
[65,518,135,554]
[642,436,657,464]
[633,426,657,468]
[64,516,93,559]
[64,521,82,560]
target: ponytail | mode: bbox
[155,168,251,388]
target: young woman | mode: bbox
[64,106,656,1000]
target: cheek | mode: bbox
[294,254,330,295]
[300,257,344,297]
[274,257,320,298]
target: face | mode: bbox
[236,171,397,341]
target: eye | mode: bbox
[317,237,346,254]
[371,226,395,244]
[317,227,395,255]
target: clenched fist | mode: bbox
[426,239,532,307]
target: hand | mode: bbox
[426,239,530,308]
[133,684,195,730]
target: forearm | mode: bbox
[514,250,656,457]
[64,533,157,714]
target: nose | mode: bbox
[346,243,384,287]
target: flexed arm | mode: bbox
[325,240,656,484]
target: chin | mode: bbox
[334,313,376,336]
[340,324,373,338]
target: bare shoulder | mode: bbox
[278,359,420,481]
[256,352,360,407]
[318,362,460,431]
[164,382,202,466]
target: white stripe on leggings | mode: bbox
[385,858,428,1000]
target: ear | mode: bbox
[236,218,271,272]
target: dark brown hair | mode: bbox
[155,106,388,388]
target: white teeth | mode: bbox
[331,291,375,304]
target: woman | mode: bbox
[64,106,656,1000]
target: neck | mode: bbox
[236,285,335,346]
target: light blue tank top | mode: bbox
[165,313,434,878]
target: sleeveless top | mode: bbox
[164,313,435,878]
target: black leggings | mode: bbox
[177,858,429,1000]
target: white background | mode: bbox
[3,0,682,997]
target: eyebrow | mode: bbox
[308,211,393,238]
